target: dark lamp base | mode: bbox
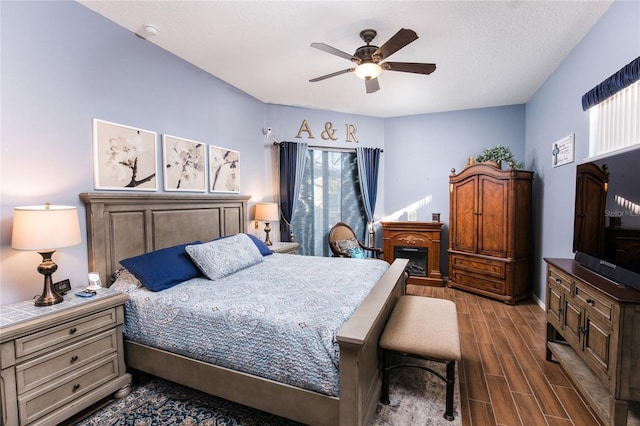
[35,250,63,307]
[35,292,64,306]
[263,221,273,246]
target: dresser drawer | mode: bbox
[548,266,572,293]
[575,282,612,322]
[451,254,505,279]
[451,269,506,295]
[18,354,119,425]
[14,308,118,360]
[16,329,118,394]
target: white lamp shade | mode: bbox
[254,203,279,222]
[355,62,382,80]
[12,205,82,251]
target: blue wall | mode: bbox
[0,1,266,304]
[525,0,640,300]
[385,105,526,273]
[1,0,638,305]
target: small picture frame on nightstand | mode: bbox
[53,279,71,295]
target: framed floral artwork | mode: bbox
[209,145,240,193]
[162,134,207,192]
[93,118,158,191]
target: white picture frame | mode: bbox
[92,118,158,191]
[552,133,575,168]
[162,134,207,192]
[208,145,240,193]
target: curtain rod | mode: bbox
[272,141,383,153]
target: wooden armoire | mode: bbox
[448,163,533,304]
[573,161,608,256]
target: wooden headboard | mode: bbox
[80,192,250,286]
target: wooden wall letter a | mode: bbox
[295,119,315,139]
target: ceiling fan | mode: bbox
[309,28,436,94]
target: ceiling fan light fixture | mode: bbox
[354,62,382,80]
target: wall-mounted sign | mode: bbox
[295,119,359,142]
[552,133,574,167]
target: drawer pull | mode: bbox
[69,327,77,335]
[586,298,595,306]
[72,383,80,392]
[70,355,79,363]
[555,278,562,284]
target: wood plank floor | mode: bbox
[406,284,602,426]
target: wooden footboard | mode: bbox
[124,258,407,426]
[338,258,408,425]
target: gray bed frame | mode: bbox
[80,192,407,426]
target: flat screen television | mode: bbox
[573,146,640,289]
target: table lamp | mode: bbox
[254,203,279,246]
[12,204,82,306]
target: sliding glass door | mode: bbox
[292,149,365,256]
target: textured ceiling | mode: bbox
[78,1,613,118]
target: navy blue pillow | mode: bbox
[245,233,273,256]
[119,241,203,291]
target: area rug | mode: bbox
[75,357,460,425]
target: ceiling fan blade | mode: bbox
[310,42,356,61]
[372,28,418,61]
[309,68,355,82]
[382,62,436,75]
[365,77,380,94]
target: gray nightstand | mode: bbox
[0,289,131,425]
[269,241,300,254]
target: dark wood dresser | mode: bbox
[448,163,533,303]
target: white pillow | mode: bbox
[185,233,263,280]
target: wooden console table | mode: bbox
[381,221,443,287]
[545,258,640,426]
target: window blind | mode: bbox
[588,80,639,156]
[583,57,640,157]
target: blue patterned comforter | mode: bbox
[111,254,389,396]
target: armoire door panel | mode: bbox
[452,178,477,253]
[573,162,608,255]
[478,177,508,257]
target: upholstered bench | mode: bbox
[379,295,461,421]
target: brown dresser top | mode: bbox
[545,258,640,303]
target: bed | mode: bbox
[80,192,408,426]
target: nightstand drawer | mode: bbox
[18,354,119,425]
[16,329,118,393]
[14,308,118,359]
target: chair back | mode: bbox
[329,222,358,257]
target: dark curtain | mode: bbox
[356,147,382,246]
[582,56,640,110]
[277,142,308,242]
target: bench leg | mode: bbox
[381,351,390,405]
[444,360,456,421]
